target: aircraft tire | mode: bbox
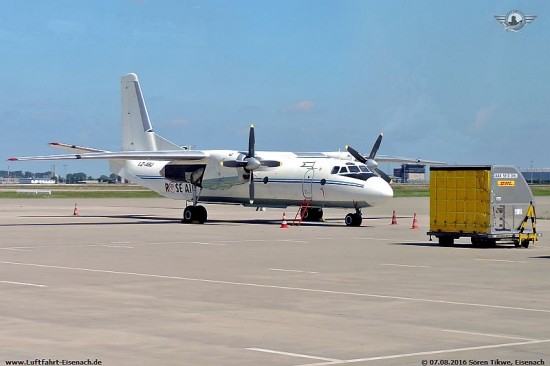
[345,213,362,227]
[182,206,194,223]
[196,205,207,224]
[182,206,207,224]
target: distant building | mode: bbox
[393,164,426,183]
[520,168,550,184]
[18,178,56,184]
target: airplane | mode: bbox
[9,73,433,226]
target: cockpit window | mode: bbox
[348,165,360,173]
[339,166,349,173]
[359,166,370,172]
[331,166,340,174]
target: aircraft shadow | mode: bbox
[1,215,360,228]
[0,214,180,227]
[531,256,550,259]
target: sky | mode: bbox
[1,0,548,177]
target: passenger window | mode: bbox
[331,166,340,174]
[339,167,349,173]
[348,166,360,173]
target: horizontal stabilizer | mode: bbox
[49,142,108,153]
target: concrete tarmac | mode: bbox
[1,197,549,366]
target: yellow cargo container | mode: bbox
[428,165,536,247]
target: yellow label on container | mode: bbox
[498,180,515,187]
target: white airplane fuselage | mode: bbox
[113,150,392,209]
[11,73,398,225]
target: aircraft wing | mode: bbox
[9,150,208,161]
[374,155,446,165]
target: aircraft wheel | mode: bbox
[196,205,207,224]
[182,206,207,224]
[182,206,194,223]
[345,213,362,227]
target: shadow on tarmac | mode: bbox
[394,242,521,249]
[1,215,359,227]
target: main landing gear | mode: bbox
[182,205,207,224]
[181,184,207,224]
[345,208,363,227]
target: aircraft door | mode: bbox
[302,166,314,199]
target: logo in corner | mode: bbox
[495,10,536,32]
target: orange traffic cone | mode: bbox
[391,210,397,225]
[73,203,79,216]
[280,212,288,228]
[411,213,419,229]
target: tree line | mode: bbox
[0,171,119,183]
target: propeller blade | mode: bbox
[221,160,247,168]
[259,160,281,167]
[248,124,255,158]
[249,171,255,204]
[368,133,383,159]
[345,145,367,164]
[375,167,392,183]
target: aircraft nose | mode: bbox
[364,176,393,206]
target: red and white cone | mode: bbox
[391,210,397,225]
[411,213,419,230]
[280,212,288,228]
[73,203,79,216]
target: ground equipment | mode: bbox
[427,165,539,247]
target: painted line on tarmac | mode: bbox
[1,261,549,314]
[1,280,47,288]
[247,347,341,362]
[379,263,429,268]
[295,338,550,365]
[475,259,527,263]
[269,268,320,274]
[439,329,536,341]
[0,240,227,250]
[190,241,226,246]
[356,237,422,243]
[102,245,134,249]
[277,239,309,243]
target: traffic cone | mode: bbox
[280,212,288,228]
[73,203,79,216]
[391,210,397,225]
[411,213,419,229]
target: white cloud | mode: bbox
[282,100,316,113]
[473,105,496,132]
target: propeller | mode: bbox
[221,124,281,204]
[346,133,392,183]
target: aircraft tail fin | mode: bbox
[121,73,181,151]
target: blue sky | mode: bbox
[1,0,548,177]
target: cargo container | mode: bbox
[427,165,538,247]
